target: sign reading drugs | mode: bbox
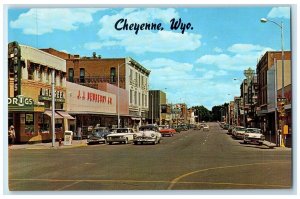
[66,82,116,114]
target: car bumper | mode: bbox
[107,137,126,142]
[244,138,263,143]
[134,137,156,142]
[87,138,106,143]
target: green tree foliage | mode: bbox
[192,105,212,122]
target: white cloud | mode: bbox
[267,7,290,19]
[197,43,274,71]
[213,47,223,53]
[142,58,231,109]
[85,8,201,53]
[10,8,104,35]
[84,41,118,50]
[228,44,268,54]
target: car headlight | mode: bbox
[151,133,155,137]
[245,134,249,137]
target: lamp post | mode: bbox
[117,62,127,128]
[261,17,285,147]
[151,93,154,124]
[51,69,55,147]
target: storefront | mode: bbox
[66,82,117,136]
[8,41,68,143]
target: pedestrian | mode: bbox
[9,125,16,145]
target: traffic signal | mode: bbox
[278,101,285,117]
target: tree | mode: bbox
[211,103,229,122]
[192,105,212,122]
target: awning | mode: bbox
[44,110,63,119]
[56,111,75,120]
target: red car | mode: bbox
[159,125,176,137]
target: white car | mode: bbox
[133,125,162,145]
[203,124,209,131]
[243,128,265,145]
[106,128,136,145]
[232,126,247,139]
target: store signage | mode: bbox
[39,88,65,103]
[8,95,34,111]
[8,95,34,106]
[8,42,21,97]
[77,90,113,104]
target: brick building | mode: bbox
[256,51,292,146]
[41,49,150,128]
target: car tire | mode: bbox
[108,142,112,145]
[243,140,247,144]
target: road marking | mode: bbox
[167,161,290,190]
[56,181,81,191]
[9,178,289,189]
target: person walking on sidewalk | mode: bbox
[9,125,16,145]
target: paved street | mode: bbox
[8,122,292,191]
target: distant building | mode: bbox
[148,90,167,125]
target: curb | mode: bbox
[22,144,87,150]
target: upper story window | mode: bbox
[110,67,116,83]
[28,63,34,80]
[68,68,74,82]
[80,68,85,83]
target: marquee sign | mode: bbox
[38,88,65,103]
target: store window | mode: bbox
[28,63,34,80]
[110,67,116,83]
[80,68,85,83]
[25,113,34,135]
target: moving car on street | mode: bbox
[203,124,210,131]
[87,127,111,145]
[133,124,162,145]
[159,125,176,137]
[243,128,265,145]
[107,128,136,145]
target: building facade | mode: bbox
[256,51,291,146]
[41,49,151,128]
[148,90,167,124]
[8,42,70,143]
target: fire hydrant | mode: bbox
[59,138,62,146]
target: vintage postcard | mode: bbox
[5,4,294,194]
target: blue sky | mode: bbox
[7,6,291,110]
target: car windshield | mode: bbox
[236,127,246,131]
[93,128,107,133]
[115,129,129,133]
[91,132,104,136]
[247,129,262,133]
[140,126,157,131]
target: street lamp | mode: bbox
[117,62,127,128]
[260,17,285,147]
[151,93,154,124]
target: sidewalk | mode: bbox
[8,139,88,150]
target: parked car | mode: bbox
[203,124,210,131]
[227,125,235,135]
[223,124,230,130]
[232,126,247,139]
[81,126,93,139]
[106,128,136,145]
[133,125,162,145]
[159,125,176,137]
[87,127,111,145]
[243,128,265,145]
